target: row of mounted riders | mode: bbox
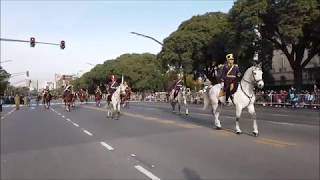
[37,86,131,111]
[35,52,264,135]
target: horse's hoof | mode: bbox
[252,132,259,137]
[216,126,222,130]
[236,131,242,135]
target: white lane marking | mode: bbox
[135,165,160,180]
[1,109,15,119]
[72,122,80,127]
[100,142,114,151]
[271,114,289,117]
[131,154,136,157]
[66,118,71,122]
[62,115,65,118]
[269,121,295,126]
[82,129,93,136]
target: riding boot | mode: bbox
[225,88,231,106]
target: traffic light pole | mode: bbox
[0,38,64,48]
[0,38,60,46]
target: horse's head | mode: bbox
[251,64,264,89]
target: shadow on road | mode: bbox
[183,168,203,180]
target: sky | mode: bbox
[1,0,234,89]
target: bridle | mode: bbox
[240,67,263,106]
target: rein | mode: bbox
[239,68,261,107]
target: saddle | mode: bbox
[218,83,238,97]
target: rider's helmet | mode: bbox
[226,53,234,65]
[177,73,183,80]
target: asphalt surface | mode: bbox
[1,101,319,180]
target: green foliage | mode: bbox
[229,0,320,89]
[158,12,230,80]
[0,68,11,96]
[75,53,166,92]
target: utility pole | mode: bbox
[37,80,39,92]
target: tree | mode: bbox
[0,68,11,96]
[158,12,230,83]
[74,53,165,92]
[229,0,320,90]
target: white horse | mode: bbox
[169,86,190,115]
[106,83,127,120]
[202,64,264,136]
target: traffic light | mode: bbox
[26,71,29,77]
[60,40,65,49]
[30,37,35,47]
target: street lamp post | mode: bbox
[130,31,187,89]
[130,32,163,46]
[86,62,95,66]
[253,25,262,62]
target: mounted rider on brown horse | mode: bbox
[121,81,131,108]
[78,88,88,104]
[42,86,52,109]
[95,86,103,107]
[63,85,74,111]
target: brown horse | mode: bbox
[95,89,102,107]
[78,89,88,104]
[63,90,74,112]
[43,91,52,109]
[121,86,132,108]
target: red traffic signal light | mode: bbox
[30,37,35,47]
[60,40,65,49]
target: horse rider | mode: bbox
[64,84,73,93]
[43,86,50,95]
[106,75,119,102]
[220,53,241,105]
[170,73,184,99]
[95,86,102,94]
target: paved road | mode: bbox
[1,102,319,179]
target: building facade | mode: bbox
[55,74,75,89]
[269,50,320,88]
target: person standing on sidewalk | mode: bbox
[14,94,20,110]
